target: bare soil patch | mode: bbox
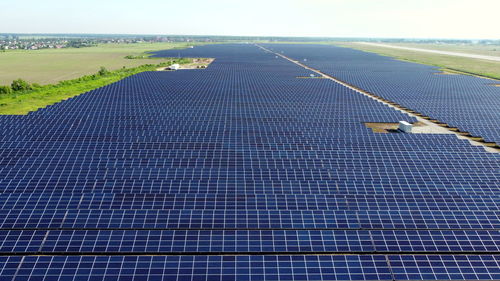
[157,58,214,71]
[364,122,444,134]
[364,122,399,133]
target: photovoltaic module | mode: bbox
[0,44,498,280]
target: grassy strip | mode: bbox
[125,54,152,59]
[335,42,500,80]
[0,58,191,115]
[437,67,500,81]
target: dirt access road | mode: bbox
[359,42,500,62]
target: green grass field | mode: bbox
[336,42,500,80]
[0,42,206,85]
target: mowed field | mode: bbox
[0,42,203,85]
[336,42,500,80]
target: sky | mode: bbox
[1,0,499,39]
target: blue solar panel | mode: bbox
[389,255,500,280]
[1,229,498,254]
[2,255,499,281]
[262,44,500,144]
[0,44,498,280]
[1,209,498,230]
[0,255,394,281]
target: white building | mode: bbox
[169,64,180,70]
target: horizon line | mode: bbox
[1,33,499,41]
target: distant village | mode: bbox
[1,38,85,50]
[0,35,211,51]
[0,35,97,50]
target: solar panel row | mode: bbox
[1,209,497,229]
[0,193,498,211]
[1,255,499,281]
[0,229,498,254]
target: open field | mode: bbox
[386,42,500,57]
[336,42,500,80]
[0,42,208,85]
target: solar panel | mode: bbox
[0,44,498,280]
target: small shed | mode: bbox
[169,64,180,70]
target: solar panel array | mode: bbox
[263,44,500,144]
[0,44,498,280]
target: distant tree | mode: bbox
[0,85,12,95]
[11,79,32,92]
[98,67,109,76]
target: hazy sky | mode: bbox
[1,0,499,39]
